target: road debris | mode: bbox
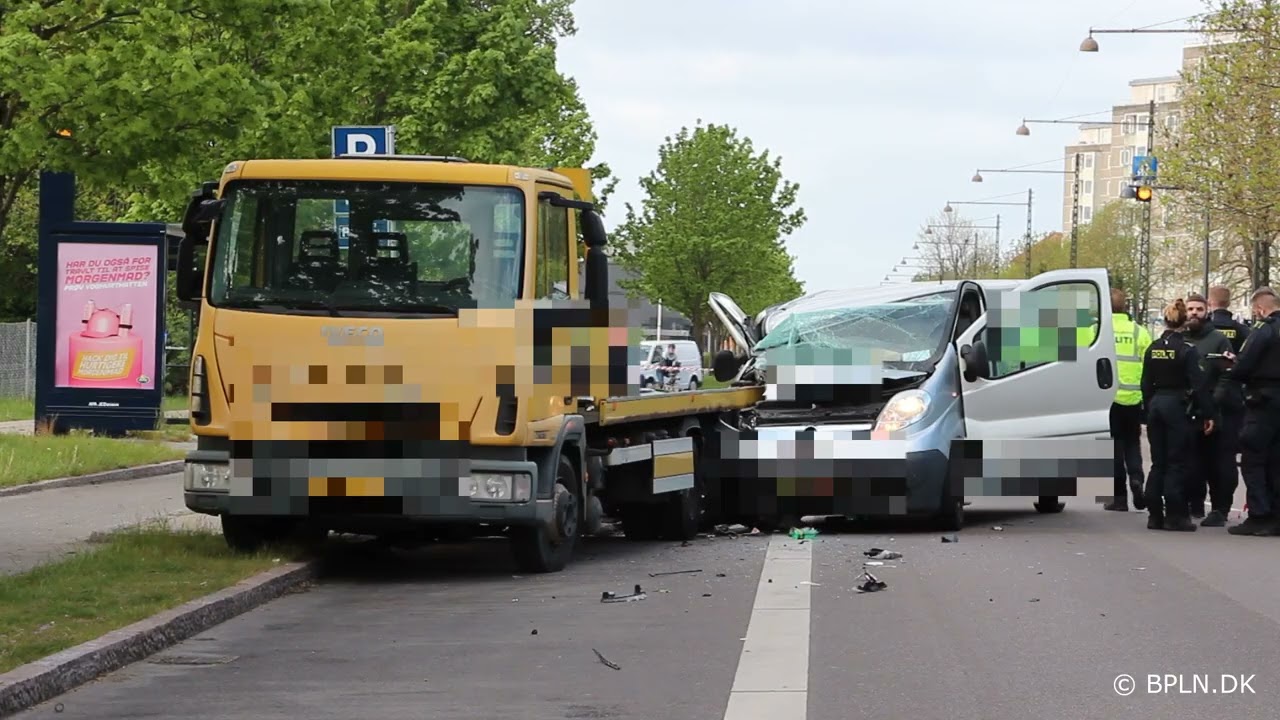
[864,560,885,567]
[714,523,755,536]
[941,534,959,543]
[716,572,727,577]
[992,526,1004,531]
[648,569,702,578]
[789,527,819,540]
[601,585,647,603]
[864,549,902,560]
[1132,567,1147,571]
[531,629,538,635]
[856,572,887,593]
[1029,598,1041,603]
[799,581,821,586]
[593,649,621,671]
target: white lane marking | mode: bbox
[723,534,813,720]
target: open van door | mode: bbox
[951,269,1117,512]
[708,292,759,354]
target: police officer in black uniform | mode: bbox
[1225,287,1280,536]
[1141,299,1217,531]
[1203,286,1250,526]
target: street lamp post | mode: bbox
[973,165,1078,266]
[944,193,1034,277]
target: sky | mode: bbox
[556,0,1209,296]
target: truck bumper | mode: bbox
[182,448,550,527]
[710,425,952,518]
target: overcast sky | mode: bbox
[557,0,1208,295]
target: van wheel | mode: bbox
[1035,496,1065,513]
[510,455,579,573]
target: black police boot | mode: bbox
[1128,478,1146,510]
[1253,518,1280,536]
[1147,513,1164,530]
[1163,515,1197,532]
[1189,503,1206,520]
[1200,510,1227,527]
[1104,500,1128,512]
[1228,515,1272,536]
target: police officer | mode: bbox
[1204,286,1250,524]
[1225,287,1280,536]
[1141,299,1217,531]
[1182,293,1234,524]
[1106,288,1153,512]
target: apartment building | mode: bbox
[1058,43,1246,309]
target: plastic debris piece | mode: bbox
[789,527,819,540]
[865,560,884,567]
[868,550,902,560]
[799,581,821,586]
[531,629,538,635]
[601,584,647,603]
[856,572,887,593]
[863,548,885,556]
[593,648,621,670]
[1029,598,1041,603]
[714,523,751,536]
[1132,567,1146,571]
[992,526,1004,531]
[941,534,959,543]
[648,569,702,578]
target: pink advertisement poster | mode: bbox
[54,243,160,390]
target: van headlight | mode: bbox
[873,389,931,432]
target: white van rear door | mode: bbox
[955,269,1117,439]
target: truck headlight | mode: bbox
[184,462,230,492]
[873,389,931,432]
[461,472,532,502]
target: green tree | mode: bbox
[611,121,805,344]
[1162,0,1280,287]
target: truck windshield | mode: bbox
[207,179,524,316]
[754,290,957,363]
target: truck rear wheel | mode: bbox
[1035,496,1065,513]
[510,455,580,573]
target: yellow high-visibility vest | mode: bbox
[1112,312,1151,406]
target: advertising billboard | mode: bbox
[54,243,160,390]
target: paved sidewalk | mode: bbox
[0,472,216,576]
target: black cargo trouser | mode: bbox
[1145,393,1195,520]
[1110,402,1144,502]
[1206,407,1243,513]
[1238,400,1280,520]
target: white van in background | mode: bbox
[639,340,704,390]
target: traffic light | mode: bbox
[1134,185,1153,203]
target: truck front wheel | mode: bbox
[222,516,328,554]
[510,455,580,573]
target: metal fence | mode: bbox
[0,320,37,399]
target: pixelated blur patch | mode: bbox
[508,298,648,399]
[986,287,1097,365]
[761,346,887,404]
[947,437,1112,495]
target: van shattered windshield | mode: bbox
[753,289,957,367]
[207,179,524,316]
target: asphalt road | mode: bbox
[12,477,1277,720]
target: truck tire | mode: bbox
[510,455,580,573]
[657,435,703,541]
[936,498,964,532]
[620,504,662,541]
[221,515,287,553]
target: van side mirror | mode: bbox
[713,349,744,383]
[960,341,991,382]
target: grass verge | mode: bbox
[0,434,186,489]
[0,523,304,675]
[0,396,189,423]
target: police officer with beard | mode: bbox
[1182,293,1234,524]
[1141,299,1217,532]
[1225,287,1280,536]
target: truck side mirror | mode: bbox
[712,349,744,383]
[176,235,206,304]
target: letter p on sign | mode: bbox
[346,133,377,155]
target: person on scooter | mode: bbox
[656,343,681,389]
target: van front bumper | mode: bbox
[182,448,549,527]
[709,425,952,517]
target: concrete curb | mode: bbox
[0,461,184,499]
[0,560,317,718]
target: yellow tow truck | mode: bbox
[173,155,763,572]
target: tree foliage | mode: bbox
[909,212,1003,281]
[1162,0,1280,287]
[0,0,603,320]
[610,121,805,344]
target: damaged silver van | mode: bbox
[706,269,1118,531]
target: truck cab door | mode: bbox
[955,268,1117,440]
